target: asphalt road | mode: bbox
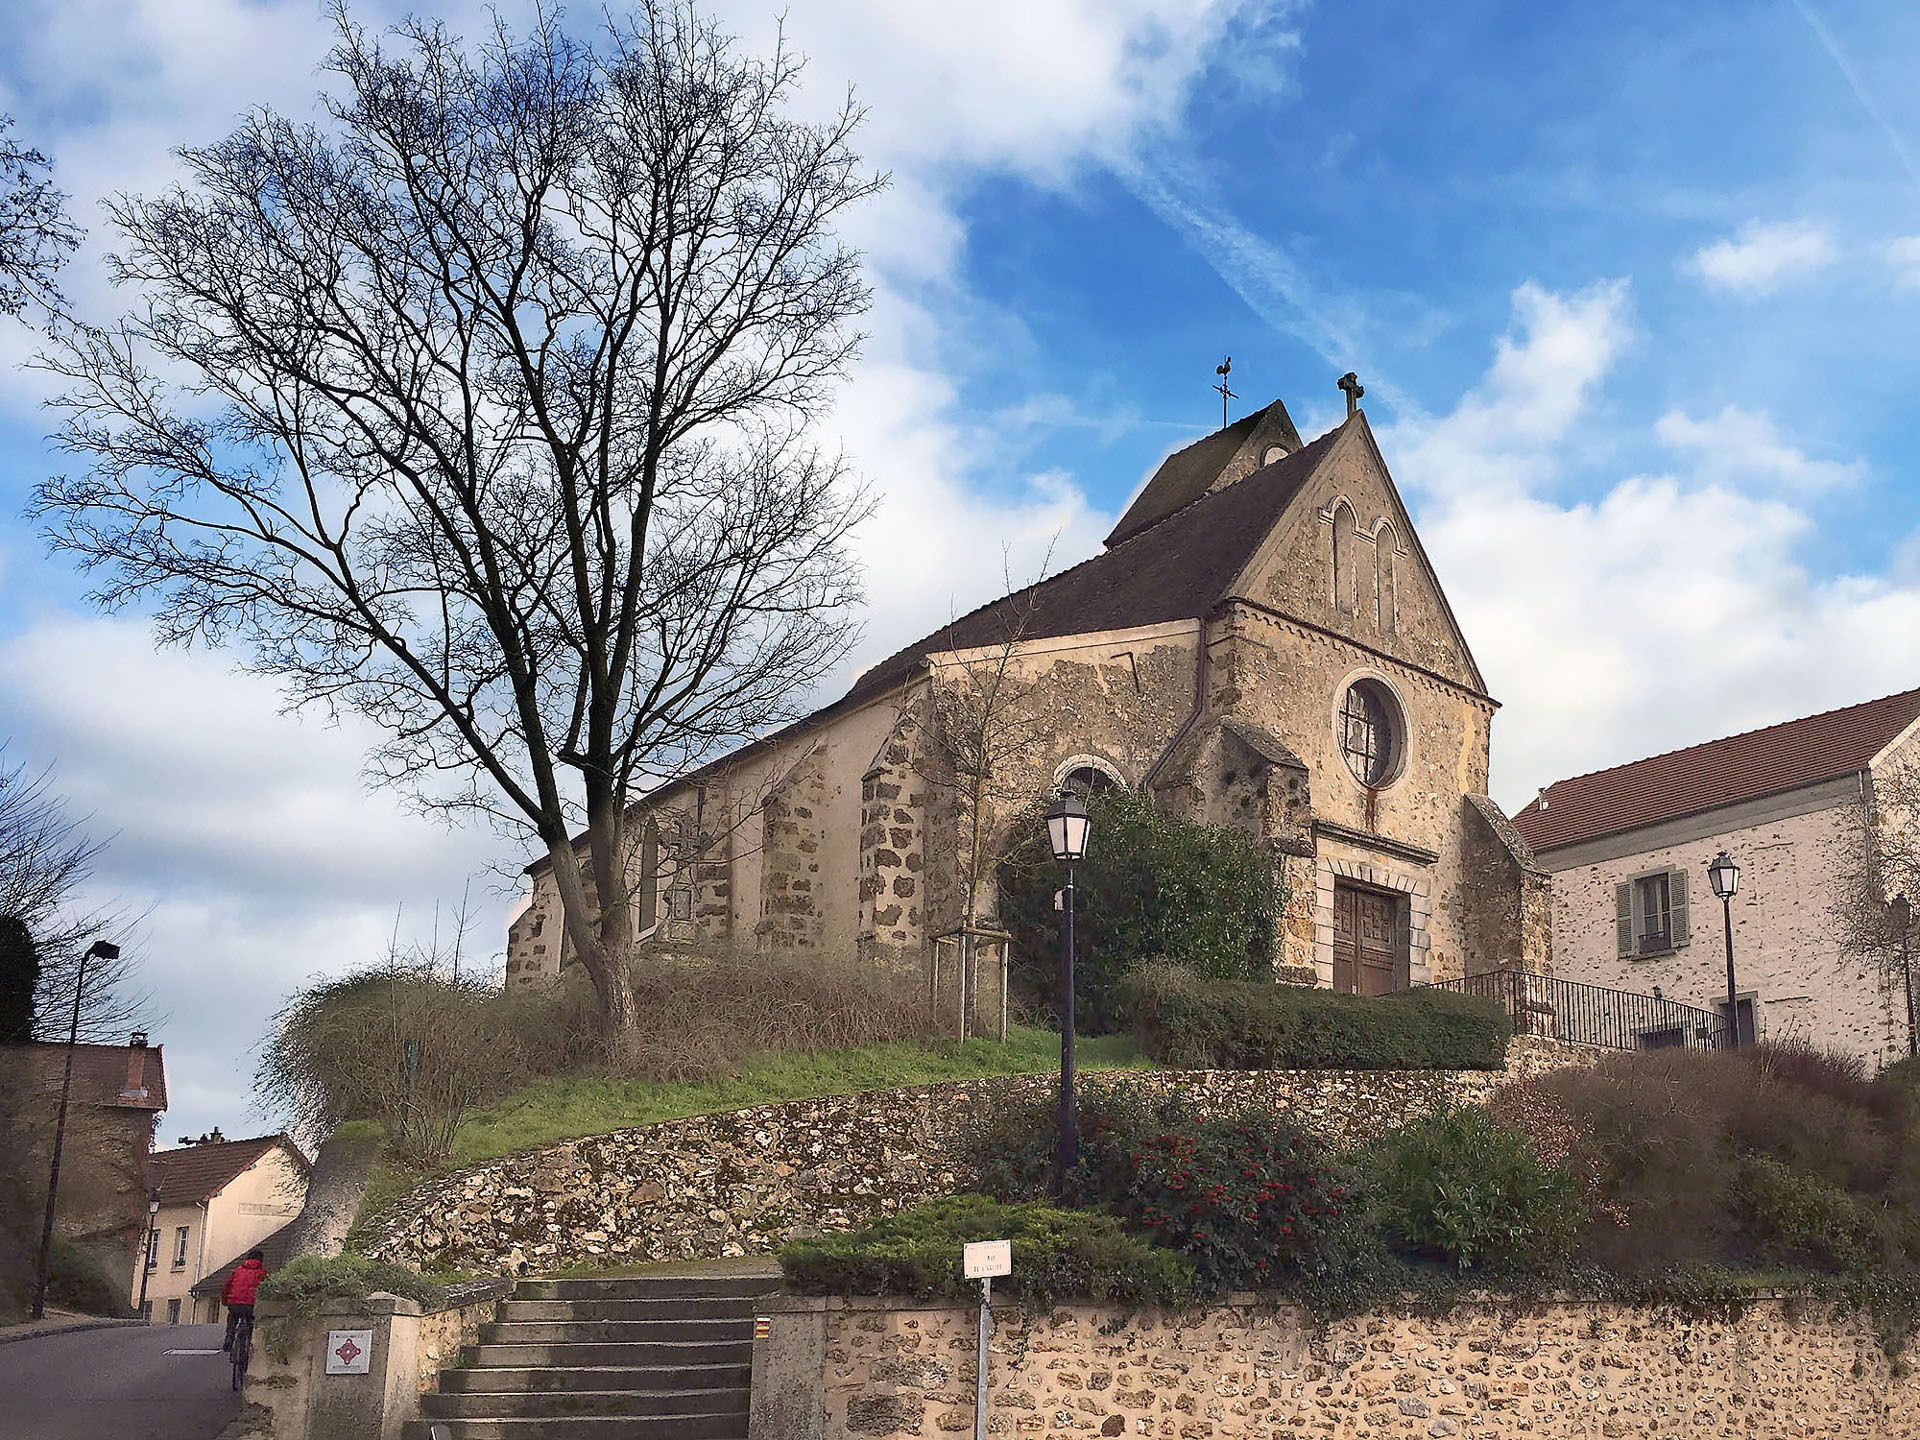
[0,1322,240,1440]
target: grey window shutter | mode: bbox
[1670,868,1690,947]
[1616,882,1634,958]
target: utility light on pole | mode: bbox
[1891,893,1915,1058]
[31,939,121,1320]
[1706,852,1741,1049]
[137,1189,161,1321]
[1045,792,1091,1193]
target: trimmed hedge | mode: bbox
[1123,962,1511,1071]
[779,1194,1195,1307]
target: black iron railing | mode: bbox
[1425,970,1731,1052]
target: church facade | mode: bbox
[505,396,1550,998]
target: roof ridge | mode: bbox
[154,1131,288,1153]
[1539,683,1920,794]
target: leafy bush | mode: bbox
[996,789,1282,1034]
[1365,1107,1580,1271]
[258,1252,450,1314]
[1498,1042,1920,1276]
[1122,962,1511,1071]
[967,1083,1346,1292]
[779,1195,1195,1307]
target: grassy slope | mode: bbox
[355,1025,1147,1232]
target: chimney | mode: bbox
[122,1036,149,1101]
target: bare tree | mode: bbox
[0,115,80,322]
[1832,761,1920,1049]
[33,3,880,1042]
[917,550,1057,1035]
[0,746,146,1042]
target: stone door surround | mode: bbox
[1314,855,1433,990]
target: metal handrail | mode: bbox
[1424,969,1731,1051]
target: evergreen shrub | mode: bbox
[967,1083,1347,1292]
[996,789,1282,1034]
[1122,961,1511,1071]
[1365,1107,1580,1271]
[778,1194,1194,1306]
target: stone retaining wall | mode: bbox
[363,1038,1590,1275]
[762,1293,1919,1439]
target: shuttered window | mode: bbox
[1615,868,1692,957]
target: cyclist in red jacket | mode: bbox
[221,1251,267,1352]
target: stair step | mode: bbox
[402,1415,746,1439]
[460,1341,751,1369]
[512,1275,776,1301]
[442,1363,751,1394]
[497,1297,754,1322]
[479,1319,752,1345]
[424,1387,747,1420]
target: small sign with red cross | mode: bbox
[325,1329,374,1375]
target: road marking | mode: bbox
[165,1348,223,1355]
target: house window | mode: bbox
[1615,868,1690,958]
[172,1226,189,1269]
[1338,681,1398,787]
[166,1298,181,1324]
[139,1300,152,1322]
[145,1229,159,1271]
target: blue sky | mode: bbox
[4,0,1920,1139]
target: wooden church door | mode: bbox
[1333,883,1400,995]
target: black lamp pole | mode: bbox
[32,940,121,1320]
[137,1191,160,1321]
[1707,852,1741,1050]
[1045,793,1090,1194]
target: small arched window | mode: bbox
[1339,680,1400,787]
[1330,501,1355,614]
[1374,521,1397,634]
[637,821,661,932]
[1052,754,1126,798]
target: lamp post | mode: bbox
[137,1190,161,1321]
[1891,894,1915,1058]
[1706,852,1741,1049]
[32,939,122,1320]
[1045,792,1091,1192]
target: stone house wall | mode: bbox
[360,1040,1590,1276]
[1540,788,1901,1063]
[768,1293,1920,1440]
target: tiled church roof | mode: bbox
[1509,686,1920,854]
[1105,398,1305,546]
[842,422,1344,709]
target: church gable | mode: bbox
[1226,416,1486,695]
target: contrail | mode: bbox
[1791,0,1920,196]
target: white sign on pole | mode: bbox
[962,1238,1012,1281]
[325,1329,374,1375]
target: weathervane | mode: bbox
[1213,357,1236,427]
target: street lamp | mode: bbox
[137,1189,161,1321]
[1706,852,1741,1049]
[31,939,121,1320]
[1045,792,1091,1192]
[1891,894,1915,1058]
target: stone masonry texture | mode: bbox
[362,1040,1589,1275]
[812,1294,1920,1439]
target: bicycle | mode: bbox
[230,1310,254,1392]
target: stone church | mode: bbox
[505,392,1550,999]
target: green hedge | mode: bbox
[257,1253,449,1313]
[779,1194,1195,1308]
[1122,962,1511,1071]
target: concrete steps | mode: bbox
[402,1273,776,1440]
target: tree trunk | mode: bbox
[544,836,641,1043]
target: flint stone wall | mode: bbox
[362,1037,1589,1275]
[782,1293,1920,1440]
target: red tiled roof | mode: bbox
[1510,686,1920,854]
[147,1133,307,1206]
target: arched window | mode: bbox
[1051,754,1126,797]
[1339,680,1401,787]
[1374,521,1397,634]
[1330,501,1355,614]
[637,821,660,932]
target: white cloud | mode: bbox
[1389,281,1920,810]
[1690,219,1837,297]
[1887,235,1920,292]
[1654,405,1863,494]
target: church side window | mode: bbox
[1339,681,1398,787]
[1330,502,1355,614]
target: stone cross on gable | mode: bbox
[1338,371,1364,416]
